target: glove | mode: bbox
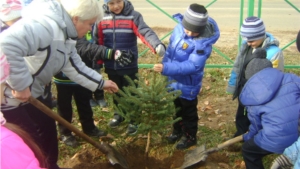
[270,155,293,169]
[155,44,166,57]
[114,50,134,67]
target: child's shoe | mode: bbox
[126,124,138,135]
[176,135,196,150]
[89,99,97,107]
[60,134,79,148]
[96,99,107,108]
[167,131,183,144]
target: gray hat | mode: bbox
[245,48,273,80]
[182,4,208,34]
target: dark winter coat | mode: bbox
[54,35,108,85]
[95,0,162,73]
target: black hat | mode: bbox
[245,48,273,80]
[182,4,208,34]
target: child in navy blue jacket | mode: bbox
[94,0,165,135]
[153,4,220,149]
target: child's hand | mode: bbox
[102,80,119,93]
[153,64,163,72]
[155,44,166,57]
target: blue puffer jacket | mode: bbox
[161,14,220,100]
[240,68,300,154]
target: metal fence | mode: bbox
[138,0,300,69]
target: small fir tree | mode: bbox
[113,69,181,157]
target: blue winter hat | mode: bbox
[240,16,266,41]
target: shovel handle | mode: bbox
[27,96,111,154]
[217,135,243,150]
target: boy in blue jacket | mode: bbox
[239,48,300,169]
[270,30,300,169]
[153,4,220,149]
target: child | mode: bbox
[1,114,48,169]
[54,29,133,147]
[239,48,300,169]
[0,0,118,168]
[270,30,300,169]
[94,0,165,134]
[227,16,284,137]
[153,3,220,149]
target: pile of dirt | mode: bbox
[65,141,234,169]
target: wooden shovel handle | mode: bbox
[217,135,243,150]
[27,96,110,154]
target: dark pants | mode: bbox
[92,67,104,100]
[92,89,105,100]
[44,82,55,109]
[234,101,250,137]
[2,96,59,169]
[108,73,137,120]
[242,138,272,169]
[173,97,198,138]
[55,83,96,135]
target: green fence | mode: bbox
[138,0,300,69]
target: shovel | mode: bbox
[180,135,243,169]
[28,96,129,169]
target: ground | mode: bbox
[57,27,299,169]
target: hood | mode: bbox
[239,68,284,106]
[263,32,280,47]
[103,0,134,16]
[22,0,77,39]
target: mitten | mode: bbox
[155,43,166,57]
[270,155,293,169]
[114,50,134,67]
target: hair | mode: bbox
[4,123,48,168]
[59,0,102,22]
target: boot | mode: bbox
[108,114,124,128]
[167,130,183,144]
[84,127,107,137]
[60,134,79,148]
[176,134,197,150]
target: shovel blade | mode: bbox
[180,145,208,169]
[98,142,129,169]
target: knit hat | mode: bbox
[182,4,208,34]
[245,48,273,80]
[296,30,300,52]
[240,16,266,41]
[0,0,22,22]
